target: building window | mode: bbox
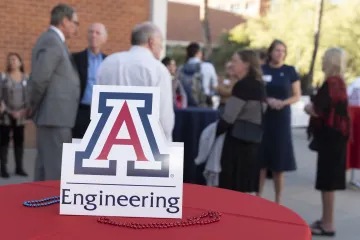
[245,1,258,15]
[230,3,241,13]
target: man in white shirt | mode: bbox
[96,22,174,141]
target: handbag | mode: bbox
[230,102,264,143]
[307,121,320,152]
[308,136,319,151]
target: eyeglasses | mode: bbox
[72,20,79,26]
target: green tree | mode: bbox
[229,0,360,89]
[201,0,213,60]
[306,0,325,93]
[209,33,250,74]
[332,0,360,82]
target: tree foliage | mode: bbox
[229,0,360,86]
[208,34,250,75]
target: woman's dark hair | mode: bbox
[259,51,267,62]
[161,56,172,67]
[236,50,263,81]
[186,42,201,61]
[6,52,24,73]
[266,39,287,63]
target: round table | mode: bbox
[0,181,311,240]
[172,107,220,184]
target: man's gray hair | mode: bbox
[50,4,75,26]
[131,22,160,45]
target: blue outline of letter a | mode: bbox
[73,92,170,178]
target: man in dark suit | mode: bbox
[29,4,80,181]
[72,23,108,139]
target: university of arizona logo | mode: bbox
[60,86,184,219]
[73,89,170,178]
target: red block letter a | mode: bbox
[96,101,147,161]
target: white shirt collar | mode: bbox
[187,57,201,64]
[50,25,65,42]
[129,45,154,58]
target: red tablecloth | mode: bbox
[0,181,311,240]
[347,106,360,169]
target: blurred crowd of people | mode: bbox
[0,3,352,237]
[163,37,349,237]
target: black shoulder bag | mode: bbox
[230,102,264,143]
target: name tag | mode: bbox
[262,75,272,83]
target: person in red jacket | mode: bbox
[305,47,350,237]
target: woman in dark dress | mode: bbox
[257,40,301,204]
[305,48,349,237]
[216,50,266,193]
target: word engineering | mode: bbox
[61,188,180,214]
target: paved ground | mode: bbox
[0,129,359,239]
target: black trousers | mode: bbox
[0,123,24,148]
[0,120,25,171]
[72,104,91,139]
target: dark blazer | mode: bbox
[72,49,107,101]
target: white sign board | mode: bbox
[60,86,184,219]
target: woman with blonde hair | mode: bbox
[215,50,266,193]
[305,47,350,237]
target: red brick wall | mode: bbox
[167,2,246,45]
[0,0,150,148]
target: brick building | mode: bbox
[0,0,151,75]
[167,2,246,47]
[0,0,167,148]
[169,0,272,16]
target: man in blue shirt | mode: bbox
[72,23,108,139]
